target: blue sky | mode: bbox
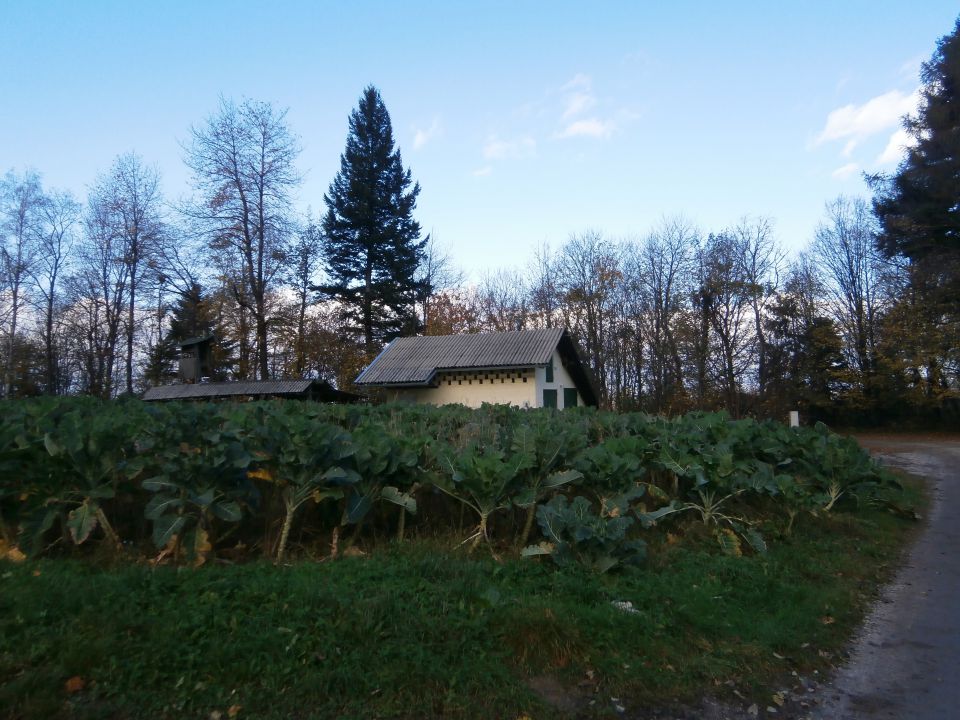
[2,1,957,280]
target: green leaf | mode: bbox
[66,501,99,545]
[87,486,115,500]
[542,469,582,489]
[43,433,62,457]
[145,494,182,520]
[344,494,373,525]
[592,556,620,574]
[380,486,417,514]
[210,500,242,523]
[22,508,60,557]
[192,488,215,508]
[322,466,352,484]
[142,476,180,493]
[741,527,768,554]
[152,514,186,548]
[636,502,681,528]
[513,488,536,507]
[225,442,251,469]
[311,488,344,503]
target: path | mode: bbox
[813,437,960,719]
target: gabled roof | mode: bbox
[178,335,214,347]
[355,328,600,406]
[142,380,362,403]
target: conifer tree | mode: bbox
[144,283,237,384]
[870,18,960,286]
[320,86,429,354]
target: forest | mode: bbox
[1,23,958,429]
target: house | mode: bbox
[142,379,362,403]
[354,328,599,408]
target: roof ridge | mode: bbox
[355,328,568,386]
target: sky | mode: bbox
[2,1,957,281]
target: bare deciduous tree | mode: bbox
[31,188,80,394]
[91,153,166,394]
[184,97,300,380]
[730,216,782,398]
[556,230,622,404]
[477,268,529,332]
[632,217,698,413]
[0,170,43,396]
[813,196,887,382]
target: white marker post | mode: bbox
[789,410,800,428]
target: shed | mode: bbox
[354,328,599,408]
[142,379,362,403]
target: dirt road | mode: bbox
[812,437,960,719]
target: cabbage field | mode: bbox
[0,397,901,569]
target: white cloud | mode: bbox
[899,56,924,81]
[413,117,441,150]
[472,166,492,177]
[815,88,919,150]
[876,127,916,166]
[563,91,596,119]
[483,135,535,160]
[561,73,592,92]
[555,118,614,139]
[561,73,597,119]
[831,162,860,180]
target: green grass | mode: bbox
[0,478,924,720]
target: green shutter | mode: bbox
[563,387,578,409]
[545,357,554,382]
[542,389,557,408]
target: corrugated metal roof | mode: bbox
[142,380,314,401]
[355,328,566,385]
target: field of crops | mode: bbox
[0,397,901,569]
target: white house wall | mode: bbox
[535,350,581,408]
[382,368,537,408]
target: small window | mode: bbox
[563,387,578,409]
[543,389,557,408]
[545,357,554,383]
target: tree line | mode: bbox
[0,87,428,399]
[425,199,957,426]
[1,17,959,427]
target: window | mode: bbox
[545,357,554,383]
[563,388,578,409]
[542,389,557,408]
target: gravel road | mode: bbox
[811,437,960,719]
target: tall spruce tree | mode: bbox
[870,18,960,284]
[869,18,960,417]
[320,86,429,354]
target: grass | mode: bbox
[0,477,925,720]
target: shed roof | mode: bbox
[142,380,361,403]
[354,328,600,406]
[356,328,565,385]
